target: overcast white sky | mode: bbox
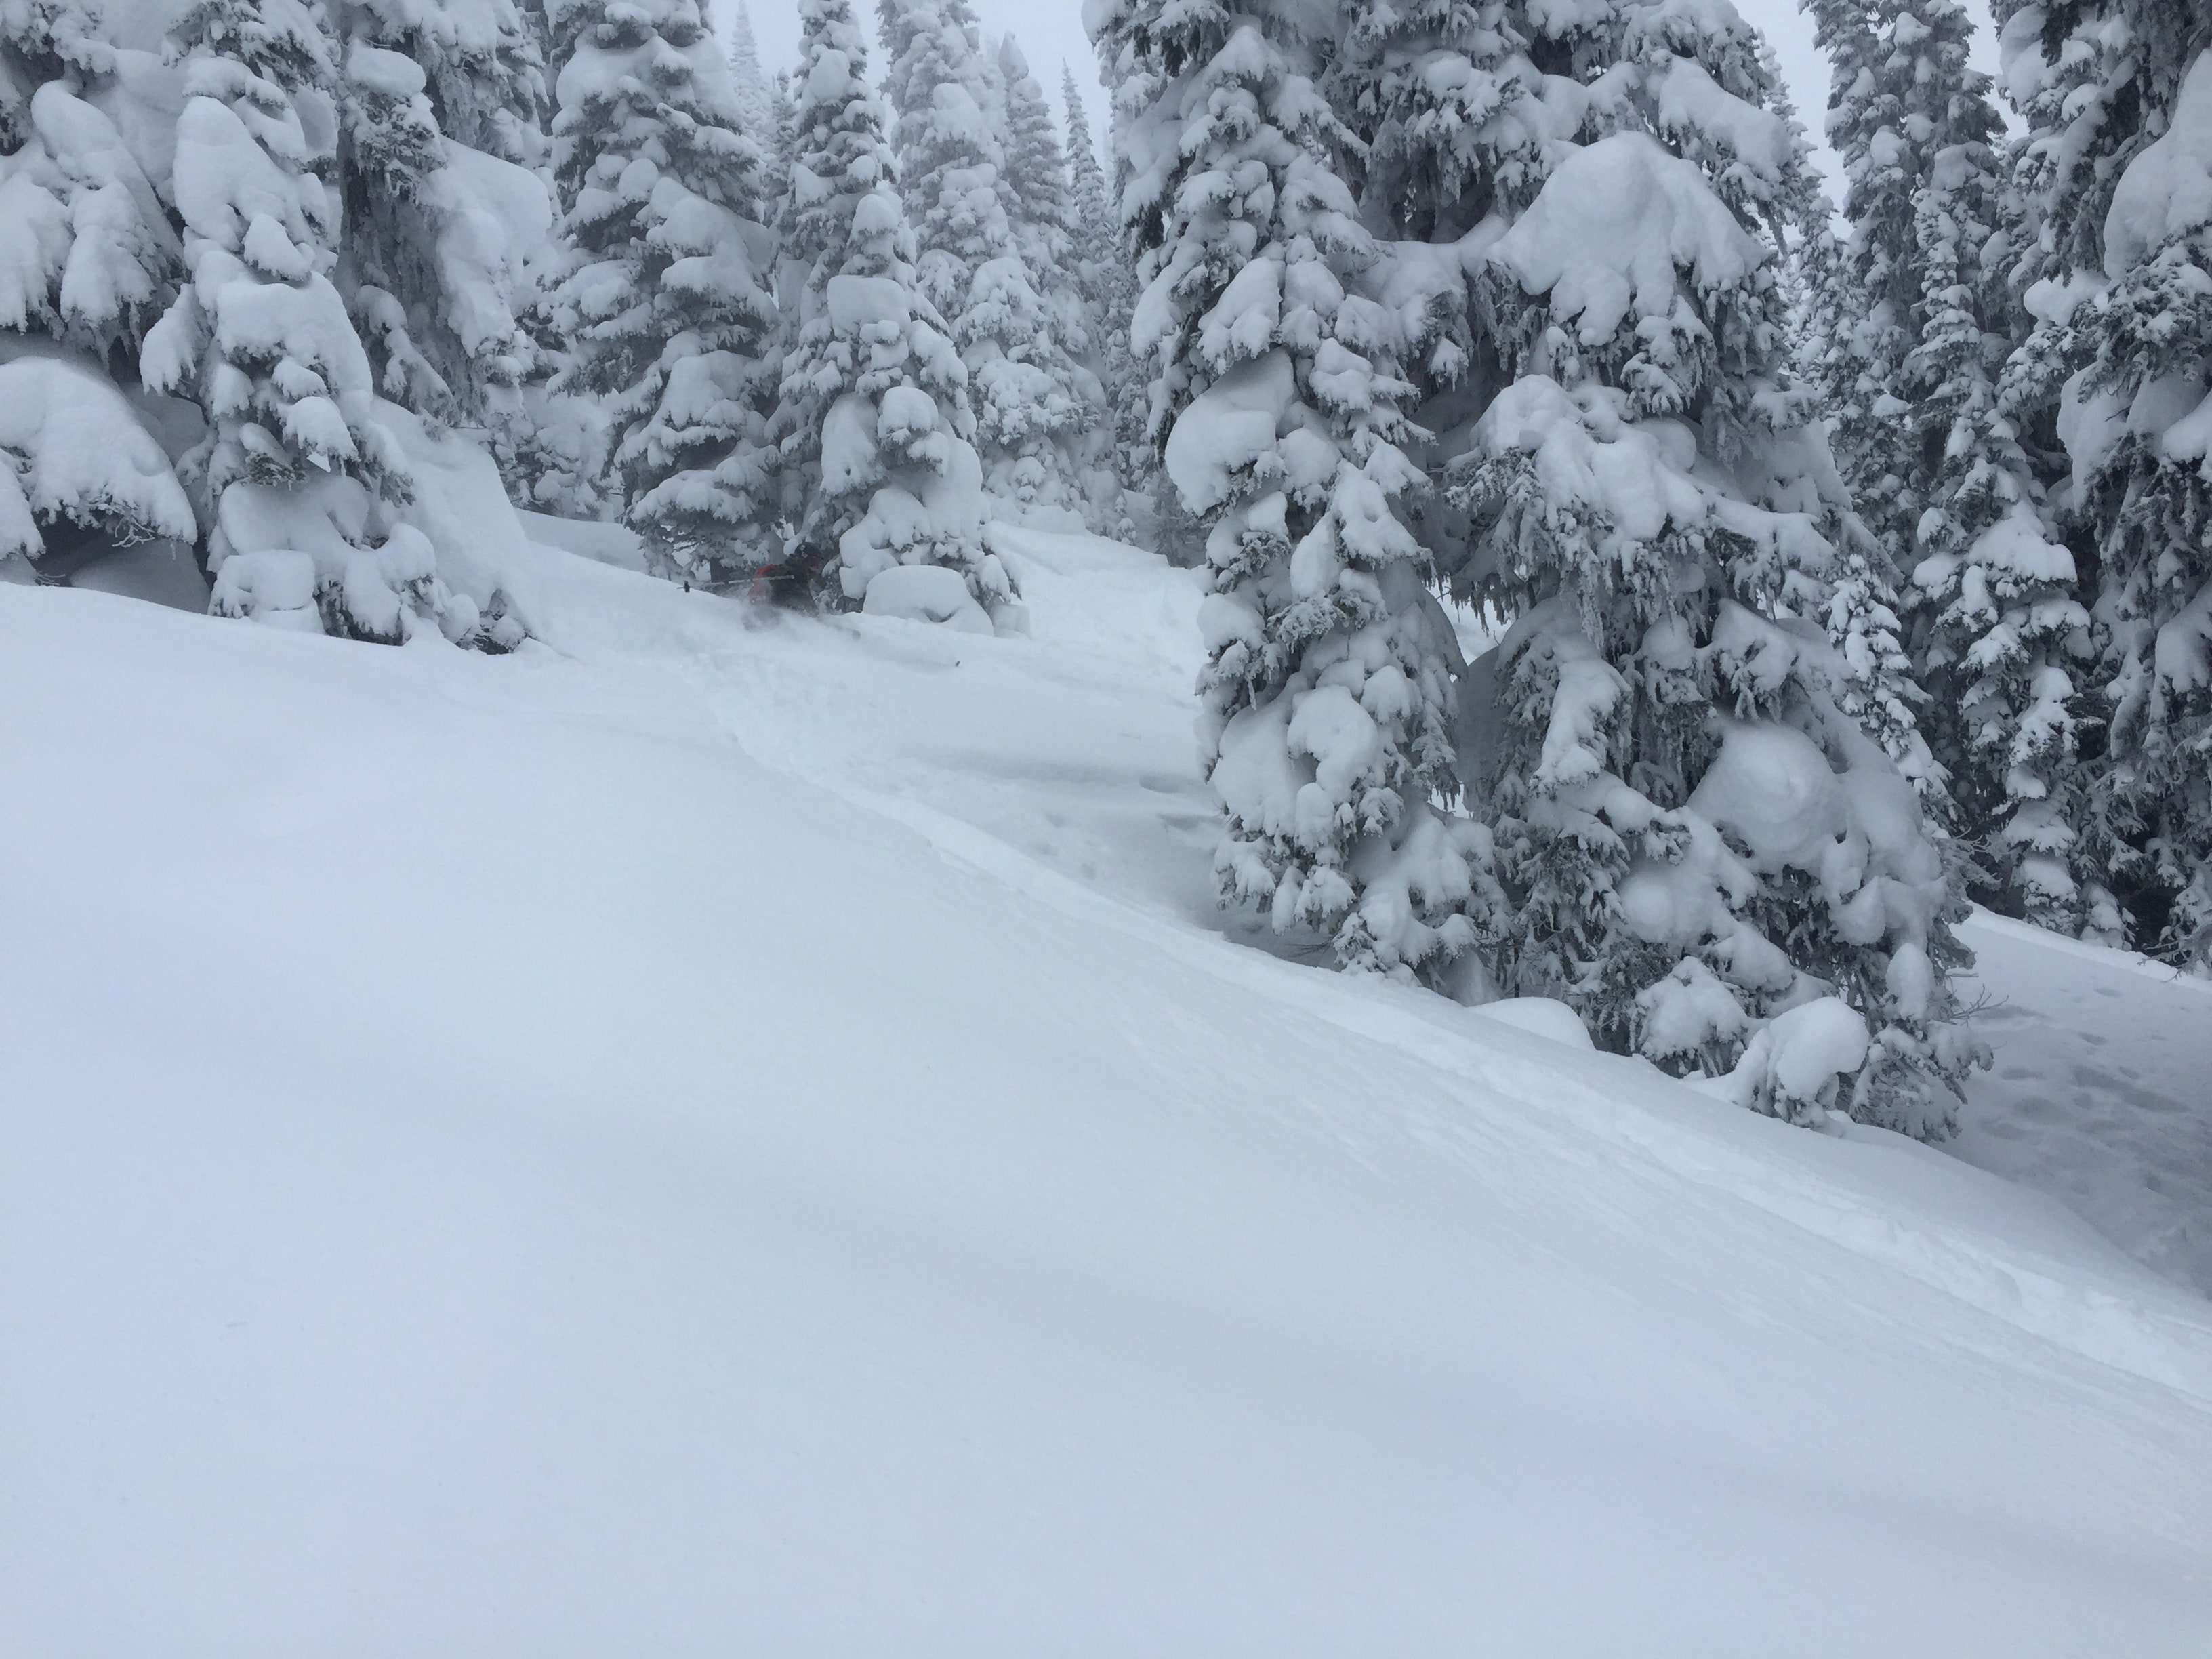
[724,0,2005,211]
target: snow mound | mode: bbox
[0,354,194,560]
[517,509,646,573]
[1469,996,1595,1049]
[1704,997,1872,1126]
[1162,348,1294,515]
[862,561,994,634]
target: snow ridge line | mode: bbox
[1965,911,2212,992]
[670,639,2212,1406]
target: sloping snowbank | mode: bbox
[5,542,2211,1655]
[516,506,646,572]
[1953,911,2212,1294]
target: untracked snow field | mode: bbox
[6,529,2212,1656]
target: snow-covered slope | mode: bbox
[1952,912,2212,1294]
[5,533,2212,1655]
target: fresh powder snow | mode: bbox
[7,0,2212,1648]
[5,524,2211,1655]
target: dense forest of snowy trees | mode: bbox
[6,0,2211,1125]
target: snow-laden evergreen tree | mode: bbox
[1090,0,1495,981]
[1319,0,1551,602]
[1755,31,1833,246]
[332,0,551,431]
[876,0,1000,327]
[0,0,198,583]
[544,0,777,582]
[1059,66,1110,267]
[991,35,1114,527]
[768,0,1004,615]
[140,0,509,643]
[1061,59,1153,539]
[1802,0,2088,897]
[1740,2,1934,808]
[1996,0,2212,964]
[371,0,544,166]
[878,0,1087,523]
[995,38,1067,266]
[1326,0,1549,241]
[0,0,182,370]
[1443,0,1982,1134]
[758,65,795,217]
[1872,1,2091,925]
[479,0,606,517]
[722,0,773,144]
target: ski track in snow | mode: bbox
[6,526,2212,1655]
[649,524,2212,1321]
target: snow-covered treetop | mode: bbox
[878,0,985,125]
[1092,0,1376,448]
[548,0,760,262]
[781,0,904,281]
[342,0,546,166]
[1328,0,1555,241]
[1578,0,1807,239]
[878,0,1015,321]
[722,0,773,144]
[996,35,1071,266]
[1059,58,1105,203]
[169,0,336,94]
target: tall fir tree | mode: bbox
[1320,0,1548,609]
[1997,0,2212,964]
[722,0,773,145]
[1091,0,1494,982]
[144,0,507,644]
[1803,0,1902,530]
[1755,1,1939,809]
[990,35,1110,525]
[1802,0,2090,920]
[995,39,1069,268]
[876,0,1002,333]
[759,66,795,215]
[1442,0,1982,1134]
[544,0,777,582]
[768,0,1004,613]
[878,0,1086,522]
[333,0,550,430]
[1893,2,2091,927]
[1061,59,1153,539]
